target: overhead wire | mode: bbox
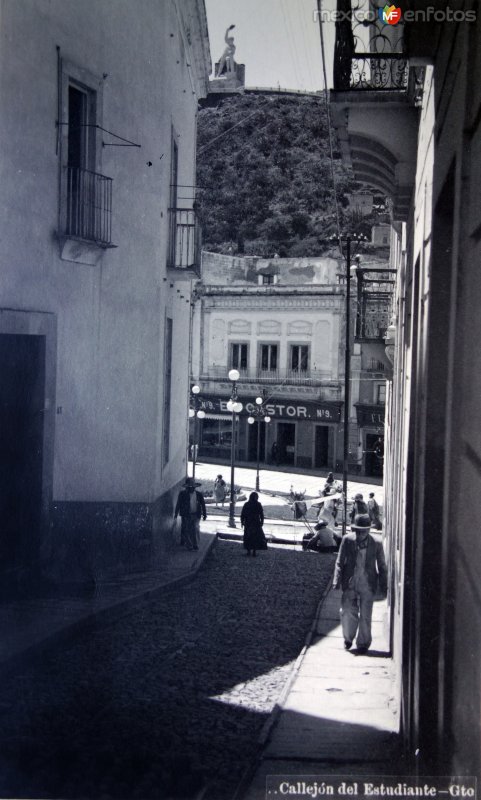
[296,0,316,89]
[197,109,259,154]
[316,0,344,253]
[280,0,303,88]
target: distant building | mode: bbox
[191,251,390,476]
[371,224,391,247]
[346,193,374,216]
[0,0,210,584]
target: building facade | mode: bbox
[191,250,390,476]
[330,0,481,776]
[0,0,210,584]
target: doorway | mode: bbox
[314,425,329,468]
[0,334,46,570]
[247,420,267,463]
[276,422,296,466]
[365,433,384,478]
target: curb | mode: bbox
[231,568,336,800]
[0,534,219,679]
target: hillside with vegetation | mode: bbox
[196,92,375,258]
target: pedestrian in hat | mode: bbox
[241,492,267,557]
[174,477,207,551]
[349,492,368,524]
[332,513,387,653]
[213,474,227,507]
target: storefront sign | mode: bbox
[199,394,342,423]
[355,403,385,427]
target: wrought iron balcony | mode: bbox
[168,208,201,275]
[333,0,408,91]
[65,166,113,245]
[366,358,386,373]
[201,366,333,386]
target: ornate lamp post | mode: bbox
[336,234,367,535]
[247,394,271,492]
[226,369,243,528]
[188,384,205,480]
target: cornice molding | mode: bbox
[203,296,341,310]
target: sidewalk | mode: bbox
[0,531,217,672]
[198,458,384,489]
[194,462,385,505]
[236,580,404,800]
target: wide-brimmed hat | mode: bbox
[351,513,371,531]
[184,477,201,487]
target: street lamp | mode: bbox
[340,236,367,534]
[247,394,271,491]
[227,369,242,528]
[189,384,205,480]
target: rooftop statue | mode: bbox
[216,25,236,77]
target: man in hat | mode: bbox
[332,513,387,653]
[174,477,207,551]
[349,492,368,523]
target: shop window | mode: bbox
[201,419,233,449]
[230,343,248,371]
[290,344,309,372]
[260,343,278,372]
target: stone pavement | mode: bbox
[236,576,404,800]
[0,531,217,671]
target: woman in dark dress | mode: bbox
[241,492,267,557]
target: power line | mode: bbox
[280,0,303,88]
[316,0,343,252]
[298,0,319,89]
[197,110,259,154]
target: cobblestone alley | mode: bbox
[0,540,336,800]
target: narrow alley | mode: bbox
[0,541,335,800]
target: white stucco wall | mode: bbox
[0,0,209,503]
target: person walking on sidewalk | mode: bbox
[367,492,382,530]
[213,474,227,508]
[174,477,207,551]
[349,492,368,524]
[332,513,387,653]
[241,492,267,557]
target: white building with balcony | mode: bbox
[192,250,392,476]
[0,0,210,585]
[192,252,347,472]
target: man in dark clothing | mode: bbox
[174,477,207,551]
[349,492,369,523]
[367,492,382,530]
[332,513,387,653]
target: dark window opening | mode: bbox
[230,343,248,371]
[290,345,309,372]
[261,344,278,372]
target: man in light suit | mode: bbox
[332,514,387,653]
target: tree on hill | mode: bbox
[196,93,376,256]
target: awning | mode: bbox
[203,413,231,421]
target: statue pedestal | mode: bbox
[209,63,245,93]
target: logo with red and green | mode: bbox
[379,4,402,24]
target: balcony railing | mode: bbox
[202,366,333,386]
[168,208,201,274]
[366,359,386,373]
[333,0,408,91]
[66,166,113,245]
